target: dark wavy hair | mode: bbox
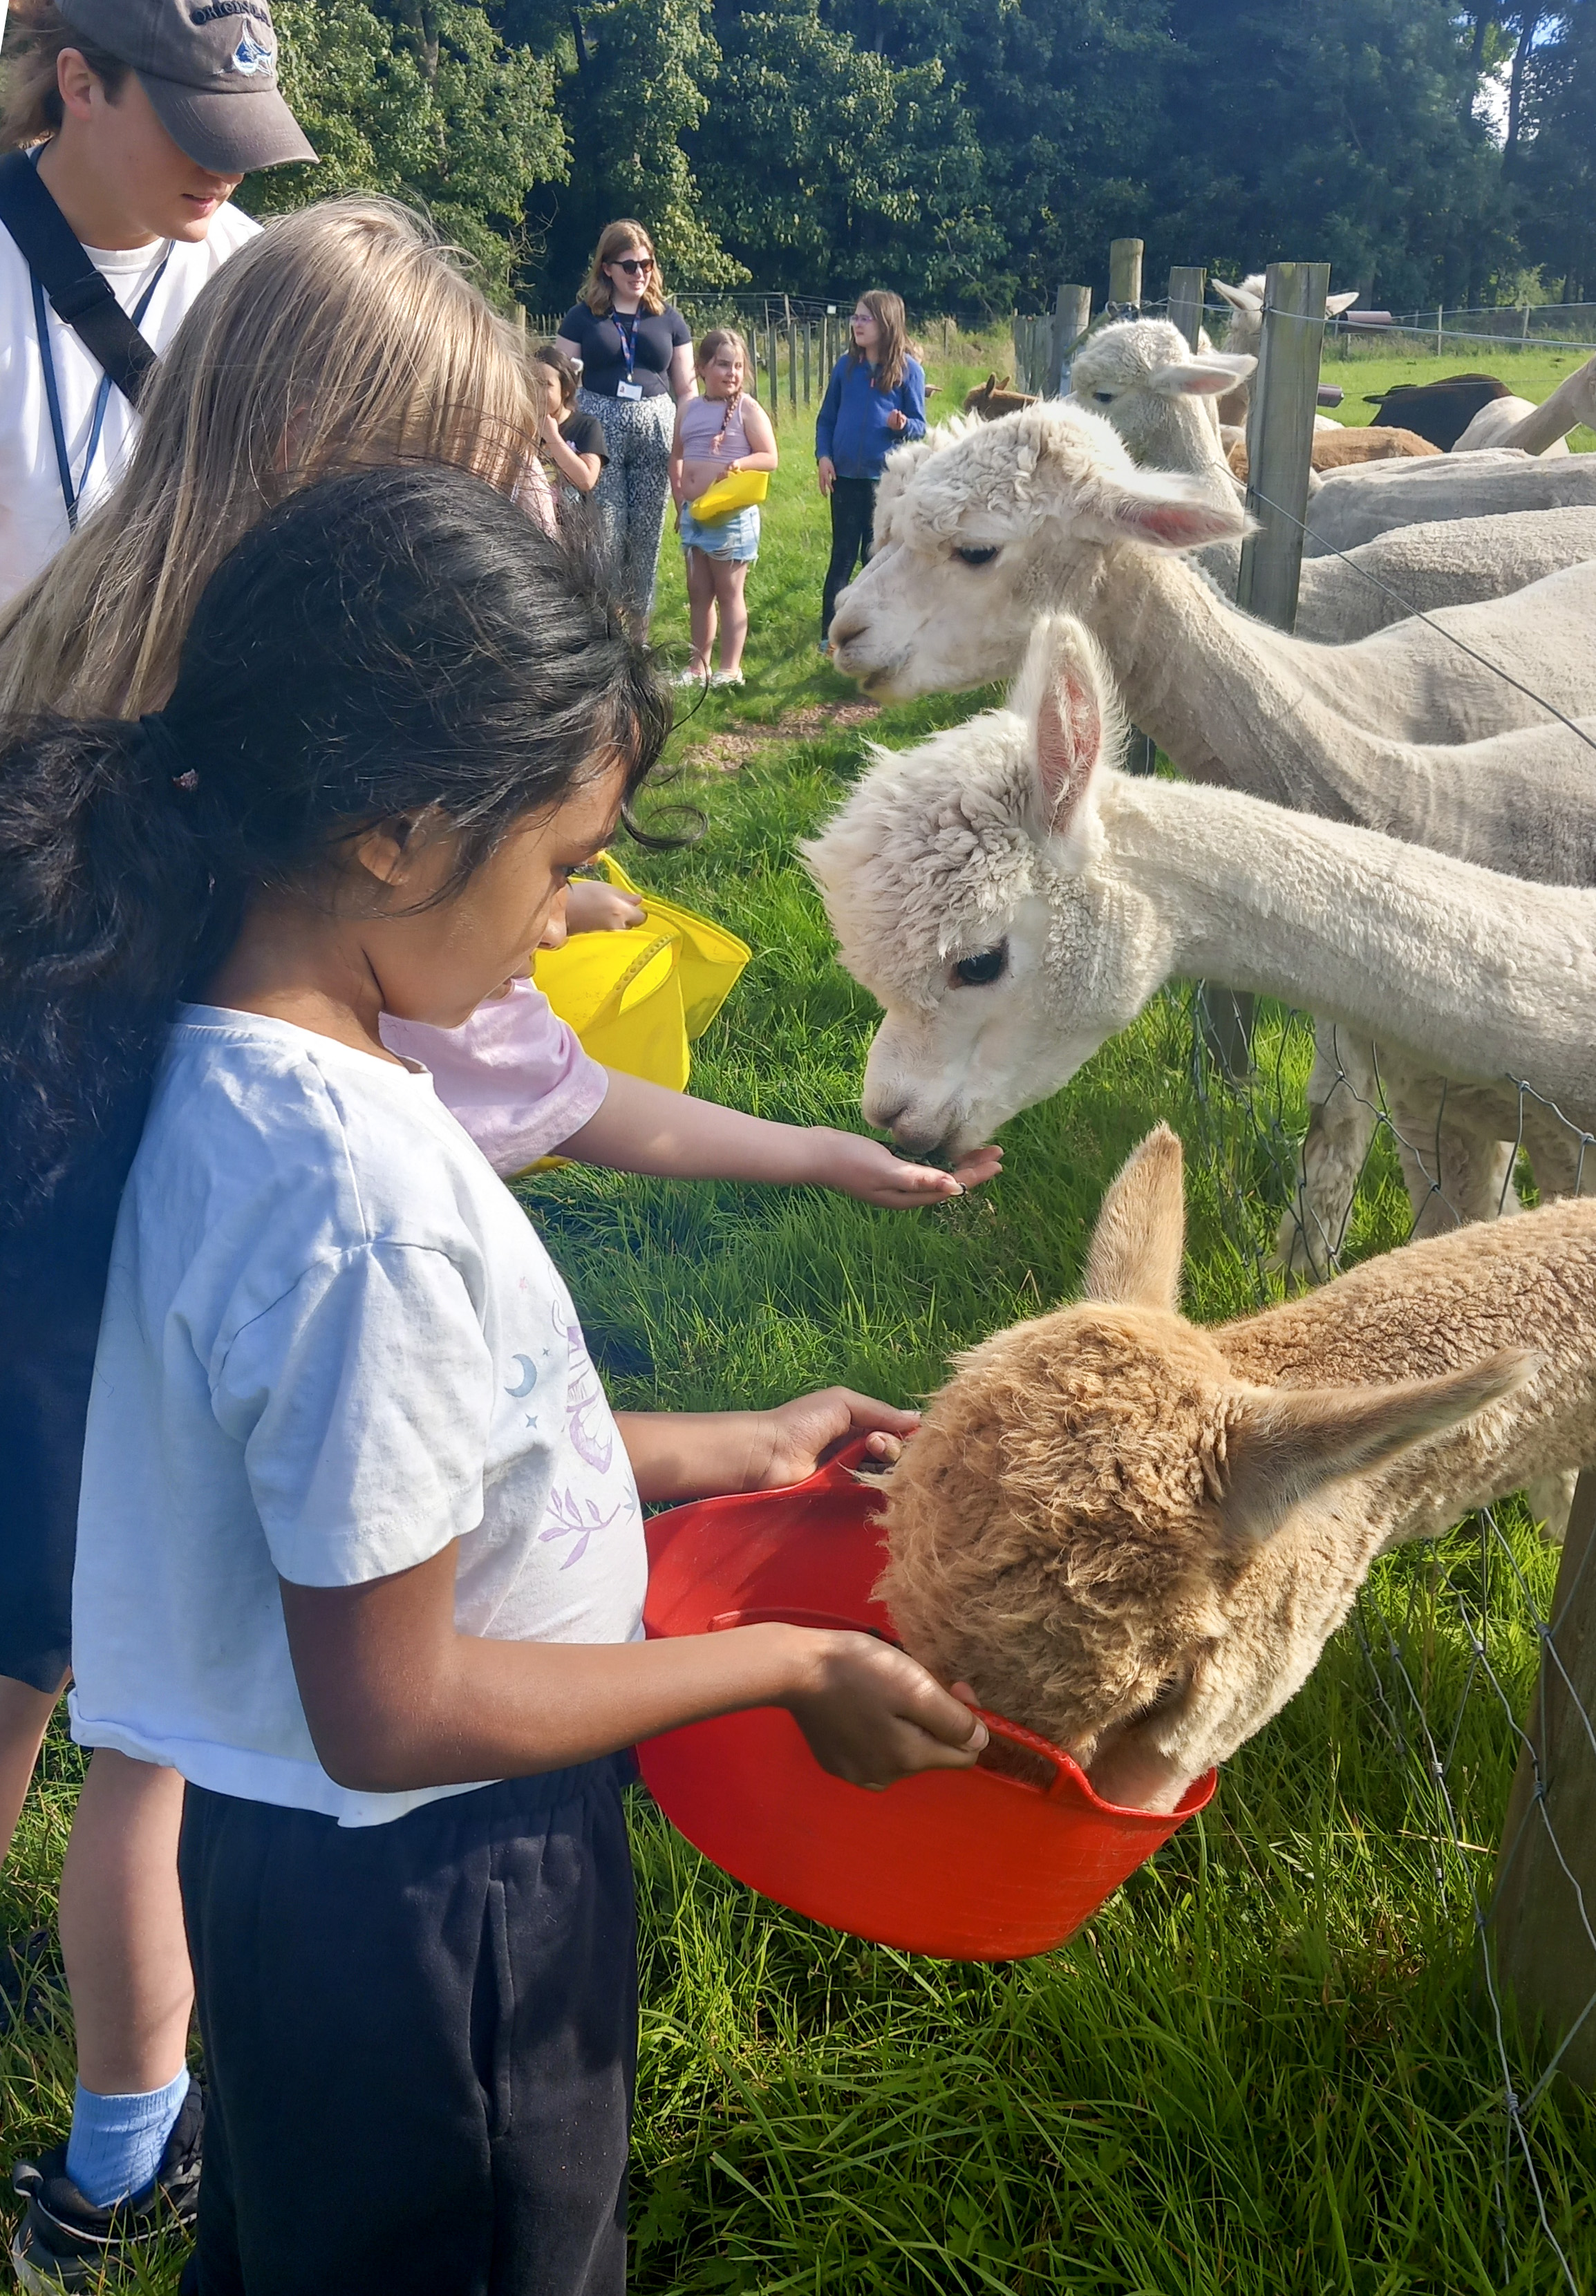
[0,464,671,1223]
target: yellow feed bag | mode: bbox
[533,853,749,1094]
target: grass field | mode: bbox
[3,337,1593,2293]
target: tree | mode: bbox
[1515,3,1596,299]
[247,0,567,303]
[691,0,1000,302]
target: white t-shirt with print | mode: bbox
[0,194,259,605]
[69,1005,646,1827]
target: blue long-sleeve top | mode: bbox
[814,352,927,479]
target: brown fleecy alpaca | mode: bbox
[1226,424,1440,481]
[962,373,1038,421]
[876,1125,1596,1814]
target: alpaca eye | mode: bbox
[954,545,999,568]
[952,945,1007,987]
[1092,390,1115,402]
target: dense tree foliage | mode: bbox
[235,0,1593,312]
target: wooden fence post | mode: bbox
[1208,259,1329,1080]
[787,310,798,419]
[1047,284,1091,395]
[802,321,811,406]
[1108,238,1143,316]
[1166,266,1207,352]
[768,316,780,425]
[1490,1471,1596,2092]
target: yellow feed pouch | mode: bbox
[688,467,769,522]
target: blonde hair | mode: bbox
[1,0,131,150]
[579,219,666,318]
[696,326,749,379]
[850,288,910,394]
[0,196,545,718]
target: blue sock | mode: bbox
[65,2067,190,2208]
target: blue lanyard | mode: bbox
[614,310,640,379]
[32,240,169,531]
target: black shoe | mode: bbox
[0,1927,61,2033]
[9,2082,203,2293]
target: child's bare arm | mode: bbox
[736,399,779,471]
[281,1519,986,1796]
[563,879,644,934]
[558,1068,1001,1200]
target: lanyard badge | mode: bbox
[614,310,644,401]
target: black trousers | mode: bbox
[178,1762,636,2296]
[821,476,879,639]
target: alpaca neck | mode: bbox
[1064,545,1398,815]
[1220,1200,1596,1528]
[1098,772,1596,1113]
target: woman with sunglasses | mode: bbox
[556,220,693,635]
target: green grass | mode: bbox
[5,339,1595,2293]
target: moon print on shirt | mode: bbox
[505,1355,538,1400]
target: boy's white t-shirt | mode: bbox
[69,1005,646,1827]
[0,197,259,605]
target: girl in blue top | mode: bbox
[814,289,926,647]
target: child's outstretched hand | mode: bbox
[565,879,646,936]
[806,1127,1002,1206]
[784,1635,987,1788]
[751,1387,919,1488]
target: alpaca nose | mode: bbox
[829,594,865,646]
[874,1108,950,1161]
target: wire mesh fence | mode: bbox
[1180,986,1596,2291]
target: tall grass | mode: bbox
[3,342,1593,2293]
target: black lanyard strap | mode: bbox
[0,148,161,407]
[32,250,170,529]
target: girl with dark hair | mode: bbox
[1,463,987,2295]
[814,288,926,649]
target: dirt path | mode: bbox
[679,697,880,773]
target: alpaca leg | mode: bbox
[1387,1078,1520,1238]
[1275,1026,1378,1283]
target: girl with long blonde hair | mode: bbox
[669,326,778,686]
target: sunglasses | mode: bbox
[612,256,653,274]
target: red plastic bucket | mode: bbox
[640,1440,1216,1961]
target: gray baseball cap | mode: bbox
[57,0,317,175]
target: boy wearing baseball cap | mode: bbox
[0,0,314,603]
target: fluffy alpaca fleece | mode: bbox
[1226,423,1439,479]
[874,1124,1596,1812]
[831,404,1596,728]
[802,615,1596,1199]
[1303,444,1596,555]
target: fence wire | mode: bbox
[1182,988,1596,2289]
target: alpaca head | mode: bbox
[1068,317,1252,469]
[826,401,1243,699]
[805,613,1160,1160]
[874,1126,1532,1812]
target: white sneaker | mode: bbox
[674,666,708,687]
[711,669,744,688]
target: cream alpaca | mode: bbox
[827,403,1596,724]
[802,616,1596,1200]
[875,1124,1596,1812]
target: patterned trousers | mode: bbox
[579,389,677,628]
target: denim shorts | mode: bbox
[679,504,760,562]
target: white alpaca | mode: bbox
[802,617,1596,1223]
[1210,274,1360,426]
[1067,319,1250,496]
[875,1122,1596,1812]
[1304,445,1596,555]
[1452,352,1596,458]
[828,404,1596,750]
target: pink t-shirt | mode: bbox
[379,977,608,1175]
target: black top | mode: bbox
[559,408,609,462]
[558,302,690,399]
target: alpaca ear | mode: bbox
[1326,291,1360,317]
[1016,614,1113,831]
[1091,470,1247,553]
[1149,358,1255,399]
[1219,1351,1537,1545]
[1082,1125,1185,1310]
[1211,279,1259,314]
